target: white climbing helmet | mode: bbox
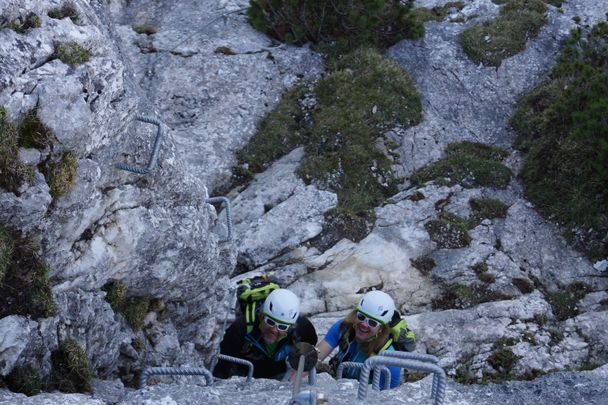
[356,290,395,325]
[262,288,300,325]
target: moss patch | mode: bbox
[410,255,436,275]
[0,107,34,193]
[6,365,43,396]
[102,281,151,331]
[0,225,56,319]
[48,4,80,22]
[50,340,92,393]
[459,0,548,67]
[0,222,14,284]
[512,277,535,293]
[473,261,496,283]
[511,22,608,260]
[53,42,91,66]
[215,46,236,55]
[247,0,423,51]
[411,141,511,188]
[41,151,78,199]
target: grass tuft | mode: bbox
[6,365,43,396]
[50,340,92,393]
[41,152,78,199]
[0,107,34,193]
[18,109,54,149]
[53,42,91,66]
[48,3,80,22]
[132,24,157,35]
[102,281,152,331]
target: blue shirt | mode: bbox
[324,320,400,389]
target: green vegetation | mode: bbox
[215,46,237,55]
[425,213,473,249]
[42,151,78,198]
[235,47,422,219]
[0,107,34,193]
[6,365,43,396]
[413,2,465,24]
[511,22,608,260]
[473,261,496,283]
[470,197,509,220]
[132,24,157,35]
[410,255,436,275]
[48,3,80,22]
[53,42,91,66]
[18,109,54,149]
[432,283,508,309]
[50,340,92,393]
[0,225,56,319]
[484,341,521,383]
[0,222,14,284]
[411,141,511,188]
[546,282,590,321]
[7,13,41,33]
[512,277,535,293]
[459,0,548,67]
[548,327,564,346]
[247,0,423,51]
[102,281,151,331]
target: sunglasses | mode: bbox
[264,316,291,331]
[356,311,381,328]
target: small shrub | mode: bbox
[546,282,591,321]
[0,107,34,193]
[132,24,157,35]
[6,365,43,396]
[487,347,520,373]
[50,340,92,393]
[247,0,423,51]
[42,151,78,198]
[53,42,91,66]
[411,141,512,188]
[410,255,436,275]
[48,3,80,22]
[473,262,496,283]
[459,0,547,67]
[8,13,41,33]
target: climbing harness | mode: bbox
[236,274,280,333]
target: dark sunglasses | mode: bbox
[264,316,291,331]
[356,311,380,328]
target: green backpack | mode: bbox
[236,274,280,333]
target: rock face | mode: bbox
[1,0,607,403]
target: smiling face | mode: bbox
[354,312,383,342]
[259,316,290,344]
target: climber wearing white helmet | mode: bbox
[316,290,409,389]
[214,288,317,380]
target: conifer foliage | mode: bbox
[247,0,423,49]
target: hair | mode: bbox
[342,310,391,356]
